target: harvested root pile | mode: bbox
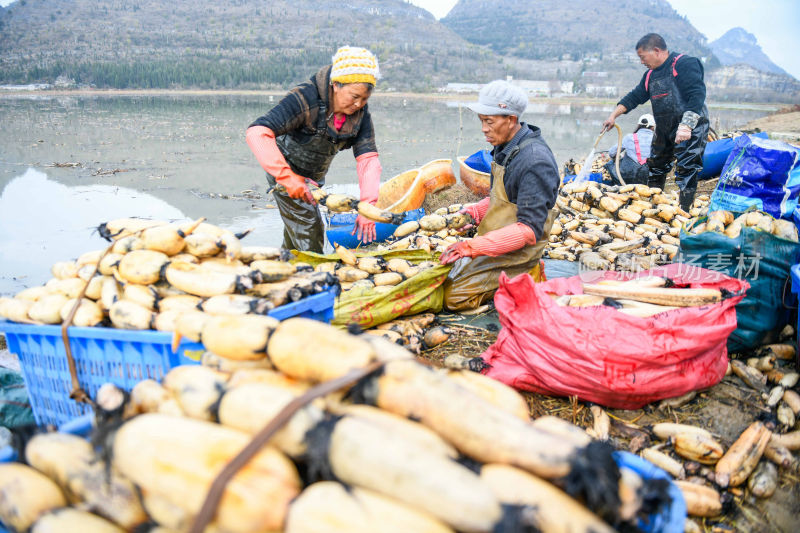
[687,209,799,242]
[0,217,336,333]
[0,318,675,533]
[320,244,440,294]
[429,323,800,531]
[623,332,800,528]
[362,313,453,354]
[562,152,613,182]
[545,182,711,271]
[374,203,477,255]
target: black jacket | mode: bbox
[619,52,706,116]
[491,123,560,240]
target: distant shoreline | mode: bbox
[0,88,782,112]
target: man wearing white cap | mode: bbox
[441,80,560,311]
[605,113,656,185]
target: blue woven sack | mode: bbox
[710,134,800,219]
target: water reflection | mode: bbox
[0,168,342,295]
[0,94,772,294]
[0,169,187,294]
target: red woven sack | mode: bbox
[482,264,748,409]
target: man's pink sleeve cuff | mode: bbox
[464,197,491,224]
[467,222,536,257]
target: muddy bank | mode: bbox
[745,108,800,143]
[421,320,799,532]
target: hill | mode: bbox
[0,0,797,102]
[439,0,735,98]
[441,0,714,63]
[0,0,505,90]
[710,28,791,77]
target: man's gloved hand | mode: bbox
[277,172,317,204]
[439,241,474,265]
[462,197,490,227]
[352,215,377,243]
[674,124,692,144]
[452,208,475,232]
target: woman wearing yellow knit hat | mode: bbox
[247,46,382,252]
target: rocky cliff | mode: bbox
[706,64,800,103]
[710,28,789,77]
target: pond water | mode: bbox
[0,92,772,294]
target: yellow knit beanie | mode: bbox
[330,46,380,86]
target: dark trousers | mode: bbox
[647,120,709,211]
[266,173,325,253]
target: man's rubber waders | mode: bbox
[645,54,709,211]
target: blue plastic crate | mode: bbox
[326,208,425,248]
[0,286,336,427]
[268,285,337,323]
[0,322,203,427]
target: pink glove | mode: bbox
[246,125,317,204]
[439,241,475,265]
[351,152,382,243]
[352,215,377,243]
[674,124,692,144]
[463,197,491,226]
[277,173,317,204]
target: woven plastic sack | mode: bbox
[0,368,35,428]
[294,250,450,328]
[709,134,800,219]
[678,218,800,351]
[481,264,748,409]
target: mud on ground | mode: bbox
[746,109,800,140]
[420,321,800,533]
[422,183,485,213]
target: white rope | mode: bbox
[456,102,463,160]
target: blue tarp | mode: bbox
[699,132,769,179]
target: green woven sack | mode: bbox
[679,218,800,351]
[0,367,35,429]
[293,250,451,328]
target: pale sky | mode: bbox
[1,0,797,78]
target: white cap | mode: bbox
[467,80,528,117]
[638,113,655,127]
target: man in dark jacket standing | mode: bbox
[603,33,709,210]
